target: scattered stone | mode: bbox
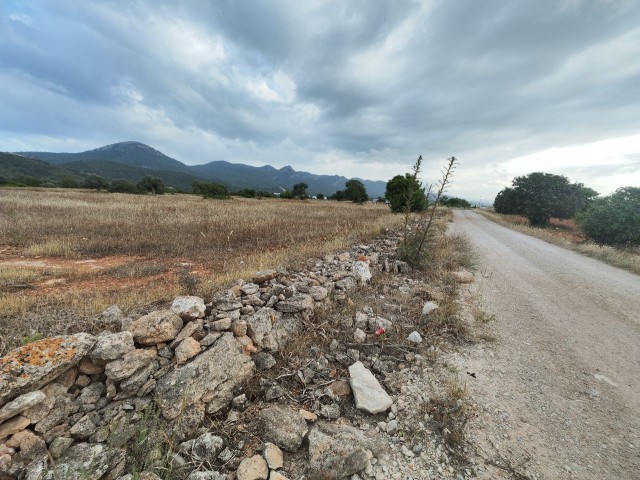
[45,442,125,480]
[186,472,226,480]
[170,319,205,349]
[7,429,47,461]
[156,333,254,419]
[253,270,278,284]
[79,383,105,405]
[104,348,157,382]
[421,301,439,316]
[368,316,392,331]
[175,337,201,365]
[327,380,351,397]
[309,286,329,301]
[349,362,393,414]
[319,404,341,419]
[78,356,104,375]
[451,269,474,283]
[180,432,224,463]
[127,310,183,345]
[335,276,356,290]
[401,445,415,457]
[269,472,289,480]
[171,296,206,321]
[69,415,96,439]
[241,282,260,295]
[49,436,74,459]
[90,331,135,362]
[210,318,232,332]
[353,328,366,344]
[0,333,95,406]
[307,422,384,480]
[407,331,423,343]
[275,294,314,313]
[98,305,125,325]
[386,419,398,435]
[200,332,223,347]
[258,405,308,452]
[246,308,277,348]
[352,261,372,284]
[263,442,284,470]
[253,352,277,371]
[0,391,46,423]
[237,455,268,480]
[354,311,368,330]
[299,409,318,422]
[0,415,30,441]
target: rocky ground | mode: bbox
[0,217,498,480]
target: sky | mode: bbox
[1,0,639,202]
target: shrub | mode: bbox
[192,180,229,199]
[137,176,165,195]
[494,172,597,226]
[385,173,427,213]
[576,186,640,246]
[108,179,139,194]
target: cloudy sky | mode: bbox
[1,0,639,201]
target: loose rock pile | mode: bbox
[0,228,474,479]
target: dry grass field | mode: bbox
[477,209,640,275]
[0,188,400,353]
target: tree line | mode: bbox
[494,172,639,246]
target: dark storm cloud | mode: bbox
[1,0,639,197]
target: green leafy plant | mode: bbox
[494,172,597,226]
[576,186,640,246]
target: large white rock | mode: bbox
[351,261,372,284]
[348,361,392,414]
[422,301,439,316]
[171,296,206,321]
[155,333,254,419]
[90,331,135,362]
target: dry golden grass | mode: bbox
[0,188,400,352]
[477,209,640,276]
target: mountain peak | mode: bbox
[93,141,159,154]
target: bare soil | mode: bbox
[451,210,640,479]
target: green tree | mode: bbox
[192,180,229,199]
[137,176,165,195]
[108,179,139,194]
[441,196,471,208]
[344,179,369,203]
[576,187,640,246]
[59,176,80,189]
[292,183,308,199]
[316,193,325,200]
[385,174,427,213]
[494,172,597,226]
[329,190,345,201]
[493,187,521,214]
[83,175,110,192]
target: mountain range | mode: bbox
[5,141,386,197]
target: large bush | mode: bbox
[576,187,640,246]
[385,174,427,213]
[493,172,597,226]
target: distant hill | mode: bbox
[12,141,387,196]
[20,141,191,172]
[0,152,81,183]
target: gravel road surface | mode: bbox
[451,210,640,479]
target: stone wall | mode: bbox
[0,238,411,479]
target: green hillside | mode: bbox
[63,159,205,191]
[0,152,81,184]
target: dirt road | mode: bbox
[451,210,640,479]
